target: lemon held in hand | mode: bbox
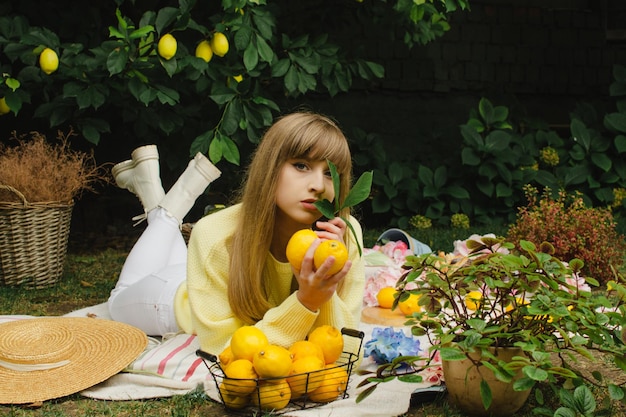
[286,229,318,271]
[157,33,177,60]
[313,240,348,276]
[39,48,59,75]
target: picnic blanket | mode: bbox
[0,303,433,417]
[0,239,439,416]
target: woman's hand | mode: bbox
[314,217,347,244]
[294,222,352,312]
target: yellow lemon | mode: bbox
[39,48,59,75]
[376,287,397,309]
[252,344,293,379]
[210,32,229,57]
[218,345,235,367]
[286,229,318,271]
[313,239,348,276]
[308,364,349,403]
[288,340,325,363]
[287,356,325,396]
[222,359,258,395]
[0,97,10,115]
[218,382,250,409]
[230,325,269,362]
[251,380,291,411]
[398,293,421,315]
[195,40,213,62]
[464,290,483,311]
[157,33,177,60]
[308,325,343,364]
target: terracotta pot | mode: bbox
[442,347,531,417]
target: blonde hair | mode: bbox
[228,111,353,324]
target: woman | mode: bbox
[108,111,365,355]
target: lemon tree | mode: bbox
[0,0,469,170]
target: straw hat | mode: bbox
[0,316,147,404]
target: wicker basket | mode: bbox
[0,184,73,288]
[196,328,365,414]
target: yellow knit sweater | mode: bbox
[173,204,365,355]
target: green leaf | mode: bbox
[512,377,535,391]
[160,56,177,77]
[615,134,626,153]
[5,77,20,91]
[155,7,179,35]
[191,130,213,156]
[572,385,596,415]
[608,384,625,400]
[484,130,511,152]
[218,134,241,165]
[256,34,273,63]
[234,25,252,51]
[554,408,577,417]
[478,97,494,125]
[271,58,290,77]
[571,118,591,151]
[522,365,549,381]
[591,152,612,172]
[243,42,259,71]
[479,379,493,410]
[461,147,480,166]
[315,199,335,220]
[439,348,467,361]
[106,48,128,75]
[129,25,154,39]
[209,84,236,105]
[154,84,179,105]
[341,171,373,210]
[208,133,223,163]
[605,112,626,133]
[284,65,298,93]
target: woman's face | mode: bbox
[274,158,335,230]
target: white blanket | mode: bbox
[1,303,433,417]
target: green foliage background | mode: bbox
[2,0,625,231]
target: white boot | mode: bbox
[158,152,221,224]
[112,145,166,214]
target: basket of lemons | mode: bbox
[197,325,364,414]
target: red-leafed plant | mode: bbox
[507,185,626,285]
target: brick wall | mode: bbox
[290,0,626,157]
[387,0,626,97]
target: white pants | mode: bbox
[108,208,187,336]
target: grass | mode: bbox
[0,224,622,416]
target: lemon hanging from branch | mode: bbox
[39,48,59,75]
[210,32,229,57]
[314,161,372,256]
[157,33,177,60]
[195,40,213,62]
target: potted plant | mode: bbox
[357,234,626,416]
[0,129,103,288]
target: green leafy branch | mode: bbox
[314,160,373,256]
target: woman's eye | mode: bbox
[324,171,332,178]
[293,162,308,170]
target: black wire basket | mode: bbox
[196,327,364,414]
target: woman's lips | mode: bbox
[301,200,318,210]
